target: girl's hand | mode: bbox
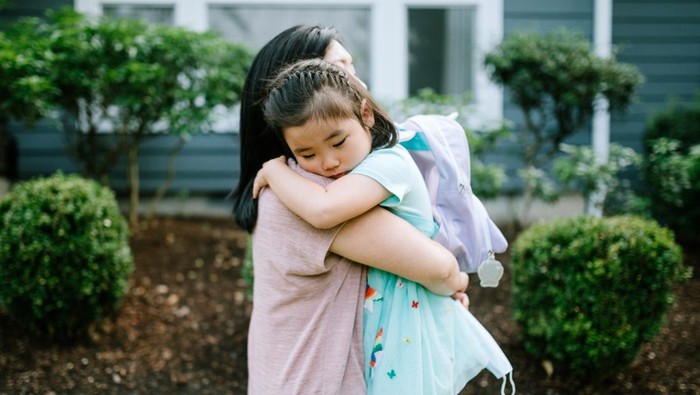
[451,291,470,310]
[253,156,287,199]
[451,272,469,309]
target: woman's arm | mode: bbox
[253,157,389,229]
[329,206,468,296]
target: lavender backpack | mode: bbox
[398,114,508,275]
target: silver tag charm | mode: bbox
[477,251,504,288]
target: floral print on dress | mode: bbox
[364,284,383,312]
[369,327,384,377]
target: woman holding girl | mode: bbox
[232,25,474,394]
[252,58,514,394]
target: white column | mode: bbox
[176,0,207,32]
[473,0,504,126]
[589,0,612,217]
[74,0,100,16]
[371,0,407,101]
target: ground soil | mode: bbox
[1,216,698,394]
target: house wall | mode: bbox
[0,0,72,25]
[13,129,240,195]
[503,0,594,129]
[494,0,596,191]
[611,0,700,153]
[495,0,699,191]
[4,0,700,197]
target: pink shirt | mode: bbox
[247,168,367,394]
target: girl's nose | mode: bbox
[322,156,340,171]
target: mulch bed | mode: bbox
[1,217,698,394]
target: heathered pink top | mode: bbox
[247,167,367,395]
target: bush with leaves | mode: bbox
[14,8,253,226]
[0,172,134,339]
[511,215,690,378]
[553,143,644,216]
[642,98,700,243]
[0,19,56,177]
[484,29,644,225]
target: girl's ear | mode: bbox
[360,99,375,129]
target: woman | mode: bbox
[231,26,468,394]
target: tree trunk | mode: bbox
[518,181,534,230]
[128,144,140,229]
[148,136,186,219]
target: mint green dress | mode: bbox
[353,145,513,394]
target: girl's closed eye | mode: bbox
[333,137,347,148]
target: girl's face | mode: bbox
[283,102,375,179]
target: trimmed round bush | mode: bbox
[0,172,133,339]
[511,215,690,377]
[643,99,700,243]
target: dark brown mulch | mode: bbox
[1,217,698,394]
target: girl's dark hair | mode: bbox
[263,59,397,151]
[231,25,340,232]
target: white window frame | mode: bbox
[75,0,503,124]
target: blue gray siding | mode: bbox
[499,0,699,190]
[5,0,699,196]
[0,0,72,26]
[11,124,240,196]
[612,0,700,152]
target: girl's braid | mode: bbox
[264,57,396,151]
[270,58,353,98]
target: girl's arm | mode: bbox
[330,205,469,296]
[253,157,389,229]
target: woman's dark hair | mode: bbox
[230,25,340,232]
[263,59,397,151]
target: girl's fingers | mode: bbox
[452,291,470,309]
[252,173,266,199]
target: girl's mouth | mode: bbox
[331,172,347,179]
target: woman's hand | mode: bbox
[252,156,287,198]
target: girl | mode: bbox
[253,58,514,394]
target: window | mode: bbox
[75,0,503,125]
[408,7,474,96]
[208,5,370,82]
[102,4,174,25]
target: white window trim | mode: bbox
[75,0,503,124]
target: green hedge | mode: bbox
[511,215,690,377]
[643,99,700,243]
[0,172,134,339]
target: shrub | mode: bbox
[15,8,254,227]
[0,172,134,339]
[552,143,643,216]
[511,215,690,378]
[484,29,643,224]
[643,98,700,243]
